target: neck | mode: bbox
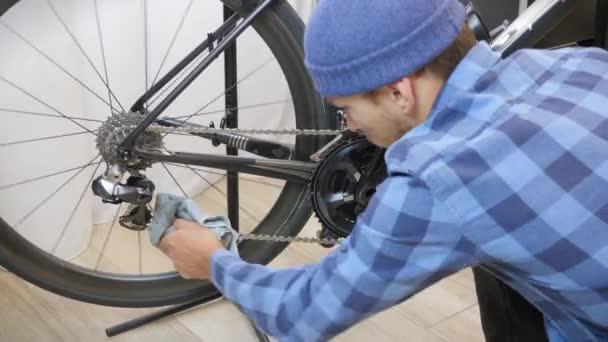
[413,71,446,123]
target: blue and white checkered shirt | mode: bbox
[211,42,608,341]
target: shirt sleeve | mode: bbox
[210,174,476,341]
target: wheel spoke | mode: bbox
[165,162,226,178]
[0,130,98,148]
[187,58,275,121]
[92,0,122,116]
[166,162,283,218]
[47,0,125,113]
[157,58,275,140]
[0,75,98,135]
[51,161,102,255]
[0,21,120,114]
[187,165,225,195]
[148,48,210,108]
[170,100,288,120]
[189,166,259,222]
[0,160,103,191]
[160,160,188,197]
[138,230,142,275]
[163,161,259,222]
[145,12,259,111]
[95,203,122,271]
[14,155,101,229]
[165,162,284,188]
[0,108,104,123]
[150,0,194,87]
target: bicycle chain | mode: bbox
[146,124,343,136]
[236,233,343,245]
[145,123,345,246]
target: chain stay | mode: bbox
[145,123,344,245]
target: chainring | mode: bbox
[311,134,387,238]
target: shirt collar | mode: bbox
[429,41,502,117]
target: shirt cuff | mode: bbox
[210,248,242,290]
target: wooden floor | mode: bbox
[0,177,485,342]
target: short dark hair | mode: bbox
[422,24,477,80]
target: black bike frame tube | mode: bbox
[135,148,316,183]
[491,0,577,57]
[120,0,276,150]
[154,117,294,159]
[130,13,240,113]
[224,5,240,231]
[596,0,608,49]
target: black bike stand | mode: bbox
[105,292,270,341]
[105,2,270,339]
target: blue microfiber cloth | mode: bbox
[148,193,239,255]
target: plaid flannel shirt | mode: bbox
[211,41,608,341]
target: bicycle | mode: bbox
[0,0,601,309]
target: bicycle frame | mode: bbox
[117,0,581,185]
[490,0,578,56]
[117,0,321,185]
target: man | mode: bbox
[158,0,608,340]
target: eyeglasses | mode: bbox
[336,108,349,129]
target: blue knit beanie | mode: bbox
[304,0,466,97]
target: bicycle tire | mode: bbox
[0,0,329,307]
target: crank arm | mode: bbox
[134,148,315,183]
[155,118,294,160]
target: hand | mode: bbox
[158,218,224,280]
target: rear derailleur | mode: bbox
[91,165,155,231]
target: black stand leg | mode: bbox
[105,292,270,340]
[224,5,240,231]
[105,293,222,337]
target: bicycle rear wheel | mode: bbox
[0,0,328,307]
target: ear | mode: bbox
[387,76,416,113]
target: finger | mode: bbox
[180,272,193,280]
[158,235,173,254]
[158,242,169,255]
[170,261,182,275]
